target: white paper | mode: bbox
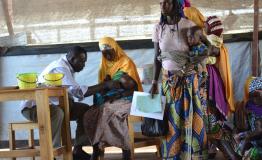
[130,91,166,120]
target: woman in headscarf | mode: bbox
[149,0,218,159]
[83,37,142,160]
[182,1,242,159]
[234,77,262,160]
[184,5,235,113]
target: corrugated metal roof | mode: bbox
[0,0,261,44]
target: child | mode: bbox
[187,25,209,83]
[94,71,137,105]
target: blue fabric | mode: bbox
[94,70,133,106]
[249,77,262,93]
[191,43,208,56]
[94,89,132,106]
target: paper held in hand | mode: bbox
[130,91,166,120]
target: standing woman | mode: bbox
[150,0,211,159]
[183,3,241,159]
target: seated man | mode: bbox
[234,77,262,160]
[20,46,118,160]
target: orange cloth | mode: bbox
[184,7,235,111]
[243,76,256,104]
[183,7,205,28]
[215,45,235,111]
[98,37,143,91]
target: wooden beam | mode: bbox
[1,0,14,36]
[0,32,261,57]
[252,0,259,76]
[0,149,39,158]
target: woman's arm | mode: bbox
[106,74,137,102]
[119,73,137,90]
[208,46,220,57]
[246,130,262,141]
[149,42,161,97]
[201,32,220,57]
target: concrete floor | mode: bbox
[0,146,226,160]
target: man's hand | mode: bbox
[149,83,159,98]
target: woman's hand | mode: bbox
[104,74,112,81]
[104,80,121,90]
[239,138,250,156]
[189,55,207,64]
[208,46,220,57]
[233,134,241,144]
[149,83,159,98]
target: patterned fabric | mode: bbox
[205,16,223,37]
[94,70,132,106]
[190,43,208,56]
[184,6,235,111]
[237,143,262,160]
[235,77,262,159]
[249,77,262,93]
[204,100,227,141]
[248,114,262,136]
[244,76,262,103]
[243,147,262,160]
[161,69,208,159]
[236,113,262,160]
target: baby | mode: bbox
[187,26,209,82]
[94,72,137,105]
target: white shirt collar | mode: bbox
[61,55,75,74]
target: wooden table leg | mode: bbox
[35,89,54,160]
[59,88,72,160]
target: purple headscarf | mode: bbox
[246,101,262,116]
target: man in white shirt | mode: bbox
[21,46,118,160]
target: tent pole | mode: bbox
[252,0,259,76]
[1,0,14,36]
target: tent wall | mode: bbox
[0,40,261,144]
